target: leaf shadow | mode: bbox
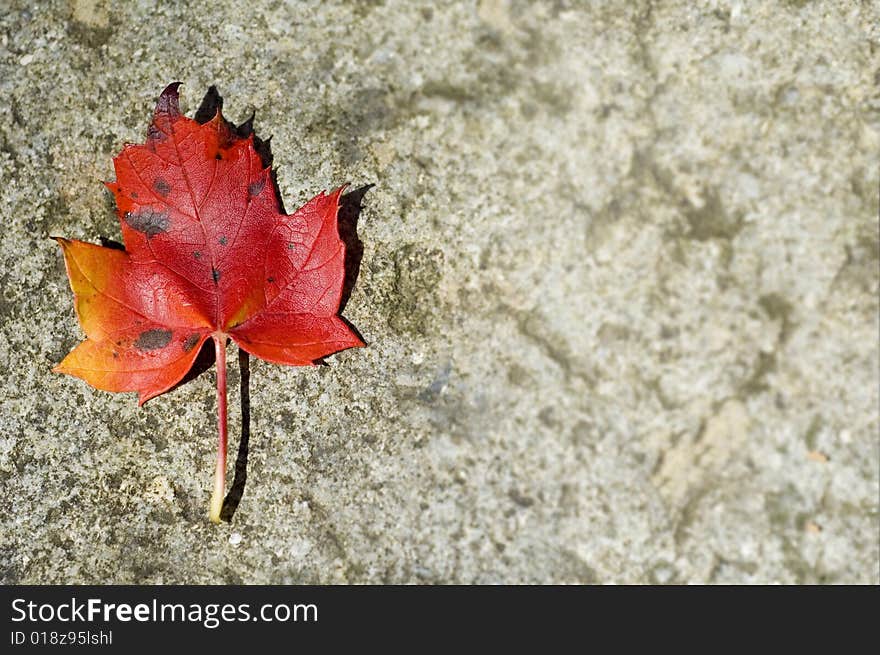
[338,184,372,314]
[98,236,125,251]
[221,348,250,522]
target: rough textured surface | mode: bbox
[0,0,877,584]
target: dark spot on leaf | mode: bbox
[112,351,118,359]
[215,153,223,160]
[131,192,138,199]
[212,268,220,283]
[288,242,295,250]
[218,236,228,246]
[193,250,201,260]
[267,276,274,283]
[135,328,172,351]
[125,208,170,237]
[183,334,201,352]
[248,180,264,198]
[153,178,171,196]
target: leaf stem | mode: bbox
[209,333,228,523]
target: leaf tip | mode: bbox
[51,357,78,378]
[150,82,183,136]
[137,389,160,407]
[158,81,183,105]
[344,334,367,352]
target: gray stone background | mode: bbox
[0,0,877,584]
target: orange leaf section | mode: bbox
[54,83,363,403]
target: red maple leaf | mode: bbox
[53,83,364,522]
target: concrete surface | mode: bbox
[0,0,877,583]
